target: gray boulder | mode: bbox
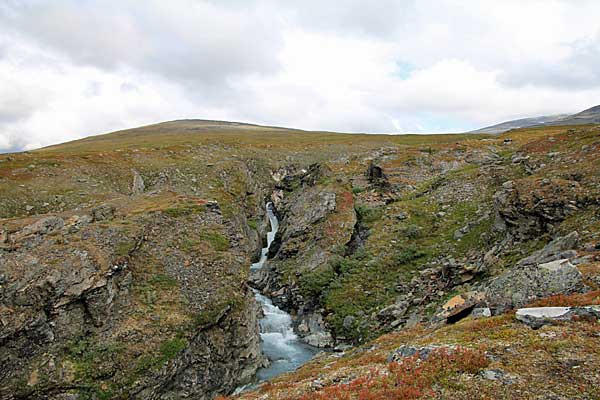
[485,259,585,314]
[516,306,600,329]
[132,170,145,194]
[479,369,517,384]
[519,231,579,266]
[387,344,456,363]
[303,331,334,348]
[91,204,116,222]
[470,307,492,319]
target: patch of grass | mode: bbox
[392,245,427,265]
[299,265,336,299]
[247,219,259,230]
[147,273,178,288]
[163,204,205,218]
[200,231,229,251]
[65,337,125,383]
[159,337,187,359]
[180,237,201,252]
[355,204,383,224]
[192,295,242,329]
[134,337,188,374]
[115,240,136,256]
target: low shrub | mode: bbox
[526,290,600,307]
[300,346,489,400]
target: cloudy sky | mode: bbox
[1,0,600,152]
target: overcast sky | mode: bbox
[1,0,600,152]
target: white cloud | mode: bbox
[1,0,600,152]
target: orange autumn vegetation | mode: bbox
[298,346,489,400]
[526,290,600,307]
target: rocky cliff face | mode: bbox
[0,194,267,399]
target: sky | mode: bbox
[1,0,600,152]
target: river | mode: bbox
[249,203,318,381]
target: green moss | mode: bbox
[200,231,229,251]
[299,265,336,298]
[247,219,259,230]
[355,204,383,224]
[159,338,188,359]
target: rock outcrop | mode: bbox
[493,179,584,240]
[485,259,585,314]
[0,194,266,399]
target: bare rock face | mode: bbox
[297,312,333,348]
[132,170,145,194]
[493,179,583,240]
[0,206,265,399]
[0,230,133,395]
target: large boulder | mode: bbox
[515,306,600,329]
[485,259,586,313]
[518,231,579,266]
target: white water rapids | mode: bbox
[249,203,318,382]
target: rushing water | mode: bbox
[249,203,318,381]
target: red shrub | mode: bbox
[299,346,488,400]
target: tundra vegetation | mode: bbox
[1,120,599,399]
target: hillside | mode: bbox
[544,105,600,126]
[470,104,600,134]
[469,115,568,134]
[1,121,599,399]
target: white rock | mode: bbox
[516,307,570,320]
[538,259,573,272]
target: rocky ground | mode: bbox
[1,121,599,399]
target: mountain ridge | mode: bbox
[470,104,600,134]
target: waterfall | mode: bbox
[249,203,318,382]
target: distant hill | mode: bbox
[543,104,600,126]
[469,115,568,134]
[470,104,600,134]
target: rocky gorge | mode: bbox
[1,120,600,399]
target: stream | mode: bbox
[249,203,318,382]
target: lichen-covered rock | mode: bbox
[91,204,116,222]
[518,231,579,266]
[485,259,586,314]
[387,344,457,363]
